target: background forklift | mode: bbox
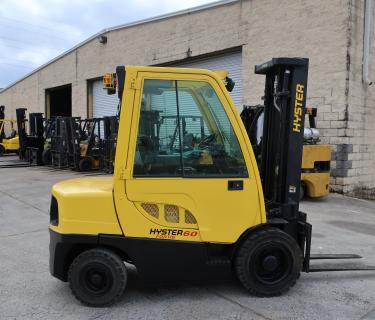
[241,105,331,199]
[68,117,105,171]
[16,108,44,165]
[0,105,19,156]
[49,59,374,307]
[41,117,56,165]
[300,107,331,199]
[50,117,71,168]
[103,116,119,173]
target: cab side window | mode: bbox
[133,79,248,178]
[133,80,182,176]
[177,81,247,177]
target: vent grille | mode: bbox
[164,205,179,223]
[141,203,159,218]
[185,210,197,224]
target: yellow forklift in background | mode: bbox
[49,59,374,307]
[241,106,331,200]
[300,107,331,199]
[0,106,20,156]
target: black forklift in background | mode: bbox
[103,116,118,173]
[68,117,105,172]
[50,117,72,168]
[16,108,44,165]
[0,105,5,142]
[41,117,57,165]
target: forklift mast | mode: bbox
[0,105,5,142]
[16,108,28,160]
[254,58,309,219]
[66,117,83,169]
[15,108,44,162]
[86,118,104,156]
[103,116,119,173]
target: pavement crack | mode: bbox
[0,228,45,238]
[89,313,106,320]
[208,290,272,320]
[360,307,375,320]
[0,189,48,215]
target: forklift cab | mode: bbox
[114,67,265,244]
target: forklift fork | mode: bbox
[302,221,375,273]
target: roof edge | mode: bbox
[0,0,238,93]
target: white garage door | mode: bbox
[92,51,242,117]
[92,79,119,118]
[174,51,242,109]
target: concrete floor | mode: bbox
[0,156,375,320]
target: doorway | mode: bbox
[46,84,72,118]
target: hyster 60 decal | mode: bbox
[149,228,199,239]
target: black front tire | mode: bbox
[68,248,127,307]
[79,157,92,172]
[299,184,305,201]
[235,228,302,297]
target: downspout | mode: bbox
[363,0,373,85]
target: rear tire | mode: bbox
[68,248,127,307]
[299,184,305,201]
[235,228,302,297]
[79,157,92,172]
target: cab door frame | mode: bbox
[113,66,266,243]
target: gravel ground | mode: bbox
[0,157,374,320]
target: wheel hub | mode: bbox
[89,273,104,287]
[83,267,111,293]
[251,243,293,285]
[262,255,279,272]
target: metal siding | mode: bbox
[174,51,242,109]
[92,79,119,117]
[92,51,242,117]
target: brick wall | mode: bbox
[339,0,375,199]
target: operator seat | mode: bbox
[135,135,156,174]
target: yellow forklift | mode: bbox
[241,105,331,199]
[49,59,374,307]
[0,106,19,156]
[67,117,105,172]
[300,107,331,199]
[0,119,19,155]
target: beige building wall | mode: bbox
[0,0,374,198]
[342,0,375,199]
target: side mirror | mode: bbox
[225,77,235,92]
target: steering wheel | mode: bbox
[198,133,217,148]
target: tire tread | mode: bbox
[68,248,127,307]
[235,228,302,297]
